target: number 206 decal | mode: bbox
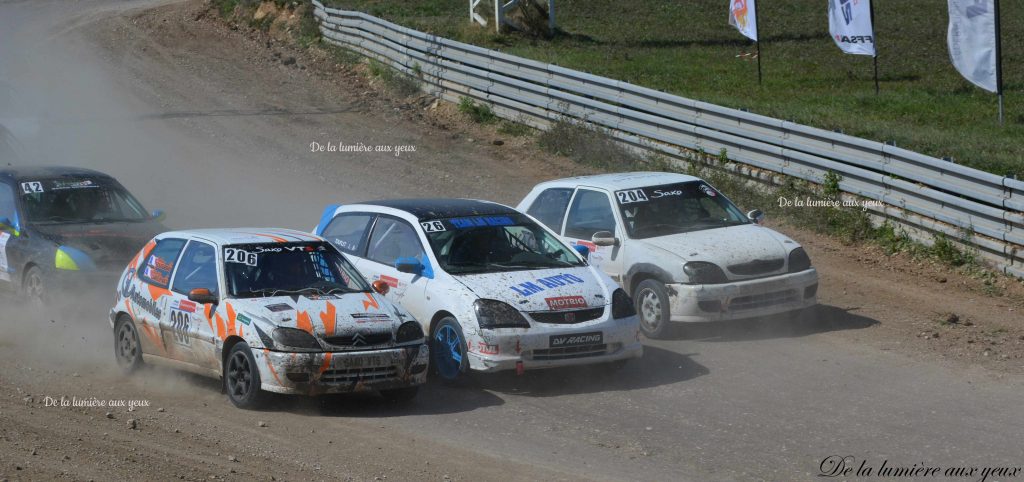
[615,189,648,204]
[224,248,258,266]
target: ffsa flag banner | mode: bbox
[948,0,998,92]
[829,0,876,56]
[729,0,758,42]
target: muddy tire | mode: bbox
[380,386,419,403]
[431,317,468,383]
[224,342,266,409]
[22,265,46,311]
[113,315,144,374]
[634,279,672,339]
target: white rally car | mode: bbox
[518,172,819,338]
[312,199,643,381]
[109,228,428,408]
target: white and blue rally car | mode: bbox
[313,199,643,381]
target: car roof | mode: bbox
[0,165,116,183]
[350,198,518,221]
[159,228,323,246]
[534,171,701,191]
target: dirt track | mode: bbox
[1,1,1023,481]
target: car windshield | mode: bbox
[19,178,149,224]
[422,213,585,275]
[615,181,748,239]
[223,242,371,299]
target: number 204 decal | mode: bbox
[224,248,258,266]
[615,189,648,204]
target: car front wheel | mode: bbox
[431,317,468,383]
[113,315,143,373]
[22,265,46,310]
[635,279,672,339]
[224,342,266,409]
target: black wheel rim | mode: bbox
[115,322,139,366]
[227,351,253,399]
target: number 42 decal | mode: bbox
[20,182,44,194]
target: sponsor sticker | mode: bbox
[449,216,515,229]
[0,232,10,282]
[237,313,252,325]
[477,342,499,355]
[615,189,649,204]
[176,300,197,313]
[699,184,717,197]
[379,275,399,288]
[510,273,587,297]
[545,295,588,311]
[350,312,392,323]
[265,303,293,312]
[52,179,96,190]
[550,332,603,348]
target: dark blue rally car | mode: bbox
[0,166,166,305]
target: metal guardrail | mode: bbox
[311,0,1024,278]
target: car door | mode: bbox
[524,187,573,233]
[562,188,625,282]
[133,237,187,357]
[167,239,220,369]
[360,215,431,310]
[0,181,20,291]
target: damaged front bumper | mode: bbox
[667,268,819,322]
[252,343,429,395]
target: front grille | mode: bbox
[529,307,604,324]
[322,332,392,348]
[728,258,785,276]
[320,366,397,384]
[730,289,798,311]
[530,344,608,361]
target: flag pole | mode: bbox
[755,0,762,86]
[994,0,1004,125]
[870,0,879,95]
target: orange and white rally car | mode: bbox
[109,228,428,408]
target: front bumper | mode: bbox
[465,314,643,372]
[667,268,818,322]
[252,343,429,395]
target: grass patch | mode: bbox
[368,60,422,96]
[537,119,646,170]
[322,0,1024,178]
[458,96,498,124]
[497,120,534,137]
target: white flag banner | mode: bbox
[729,0,758,42]
[948,0,998,93]
[828,0,876,56]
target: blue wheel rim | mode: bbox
[433,324,463,380]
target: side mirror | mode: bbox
[573,244,590,258]
[371,280,390,295]
[394,257,423,275]
[591,231,617,247]
[188,288,218,304]
[747,209,765,225]
[151,210,166,222]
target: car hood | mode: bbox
[453,266,610,312]
[33,221,164,270]
[225,291,410,338]
[635,224,795,277]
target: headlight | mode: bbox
[395,321,424,344]
[611,288,636,319]
[55,246,96,271]
[271,327,321,351]
[474,299,530,329]
[683,261,727,284]
[788,247,812,272]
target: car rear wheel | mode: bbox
[635,279,672,339]
[113,315,143,373]
[224,342,266,409]
[380,386,419,403]
[431,317,467,383]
